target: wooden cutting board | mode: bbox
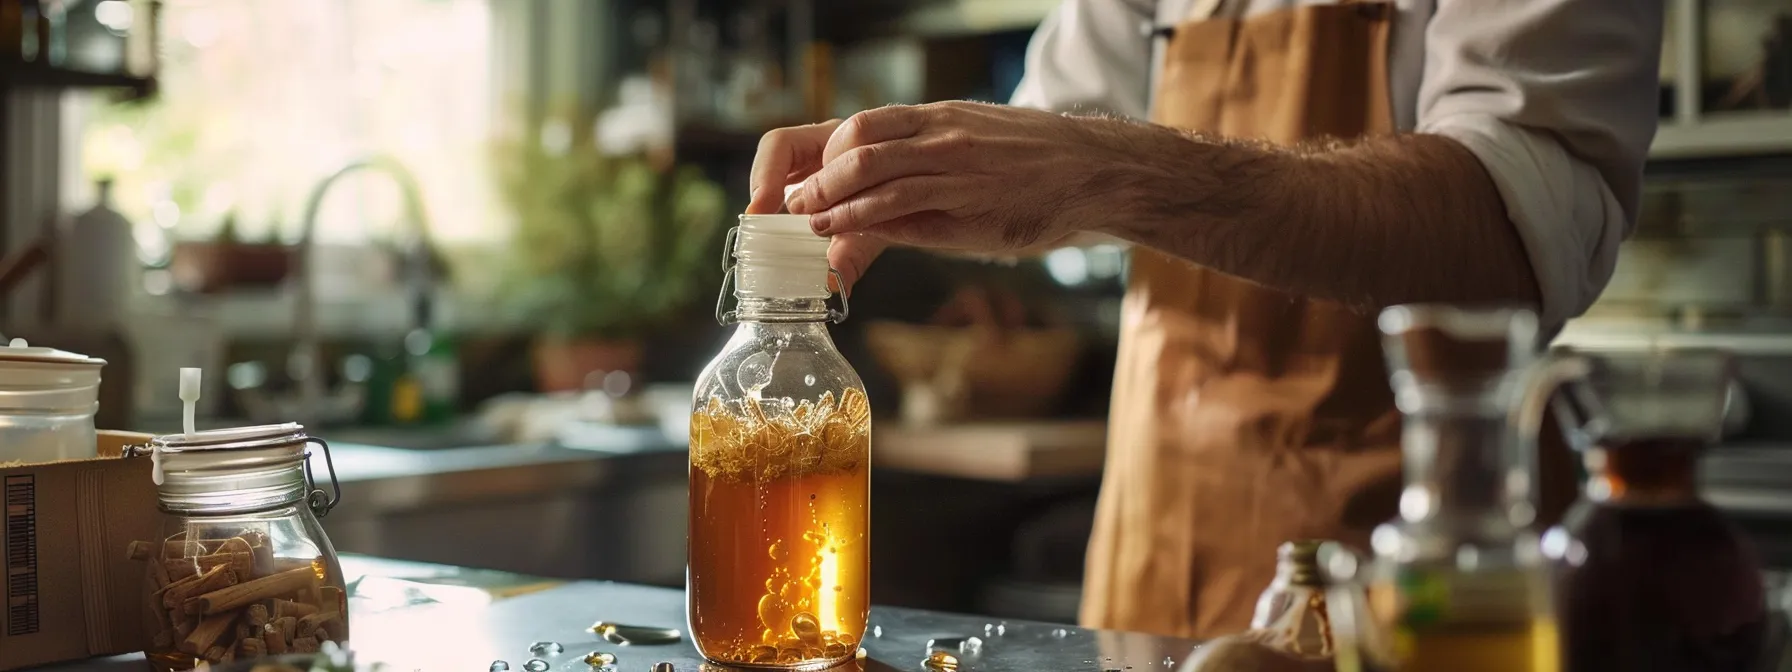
[872,420,1108,482]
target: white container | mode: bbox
[0,340,106,464]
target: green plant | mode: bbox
[493,126,728,340]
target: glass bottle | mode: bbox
[1545,348,1765,671]
[1363,305,1564,672]
[137,423,346,671]
[1181,540,1339,672]
[688,214,870,669]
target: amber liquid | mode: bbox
[1395,619,1561,672]
[689,389,871,668]
[1555,439,1766,672]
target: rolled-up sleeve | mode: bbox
[1010,0,1155,118]
[1418,0,1663,326]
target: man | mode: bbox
[747,0,1662,639]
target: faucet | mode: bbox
[277,156,436,426]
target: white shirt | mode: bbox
[1010,0,1664,326]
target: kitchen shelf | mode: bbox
[1652,112,1792,160]
[0,61,154,97]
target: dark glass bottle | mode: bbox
[1549,349,1765,672]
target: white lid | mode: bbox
[0,338,106,367]
[735,214,830,299]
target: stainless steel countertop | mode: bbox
[64,556,1199,671]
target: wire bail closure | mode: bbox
[303,437,342,517]
[713,225,849,326]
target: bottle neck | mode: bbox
[1585,441,1703,506]
[158,462,309,515]
[734,297,830,323]
[1398,390,1532,530]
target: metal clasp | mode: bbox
[302,437,342,517]
[712,225,850,325]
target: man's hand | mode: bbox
[785,102,1123,253]
[746,118,890,294]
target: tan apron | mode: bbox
[1082,0,1405,639]
[1082,0,1578,639]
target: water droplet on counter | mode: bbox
[959,637,983,655]
[1052,628,1070,639]
[804,374,817,386]
[522,660,549,672]
[529,641,564,656]
[994,623,1006,636]
[589,622,684,646]
[923,651,960,671]
[489,662,510,672]
[653,663,676,672]
[872,625,883,638]
[926,637,965,653]
[582,651,616,666]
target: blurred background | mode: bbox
[4,0,1792,625]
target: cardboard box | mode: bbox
[0,430,159,670]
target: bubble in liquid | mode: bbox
[758,594,794,631]
[737,351,774,395]
[582,652,616,666]
[529,641,564,656]
[1163,657,1175,667]
[825,643,847,658]
[924,651,960,671]
[490,662,510,672]
[769,541,788,561]
[791,612,822,645]
[804,374,817,386]
[873,625,883,638]
[1052,628,1070,639]
[522,660,549,672]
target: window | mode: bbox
[77,0,497,261]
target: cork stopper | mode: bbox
[1379,304,1539,384]
[1274,540,1325,587]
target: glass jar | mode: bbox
[1358,305,1570,672]
[688,214,870,669]
[0,339,105,463]
[135,423,345,672]
[1545,348,1766,671]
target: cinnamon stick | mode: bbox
[165,564,235,610]
[264,627,289,655]
[197,551,254,582]
[273,598,318,619]
[247,603,271,627]
[149,553,171,591]
[180,612,236,655]
[292,636,320,654]
[165,558,201,582]
[151,630,172,649]
[319,586,345,614]
[239,635,266,658]
[276,616,297,643]
[270,557,317,575]
[185,567,315,615]
[174,617,196,640]
[295,611,338,639]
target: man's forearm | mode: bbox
[1084,122,1542,311]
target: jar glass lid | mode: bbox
[152,423,307,453]
[0,338,105,366]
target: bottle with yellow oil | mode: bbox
[688,214,869,670]
[1340,305,1582,672]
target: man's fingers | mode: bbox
[864,212,969,250]
[808,176,956,236]
[826,233,889,296]
[748,120,841,214]
[790,139,946,217]
[822,106,929,165]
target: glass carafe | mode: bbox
[688,214,870,669]
[136,423,347,671]
[1347,305,1574,672]
[1544,348,1765,671]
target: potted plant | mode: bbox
[493,121,727,392]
